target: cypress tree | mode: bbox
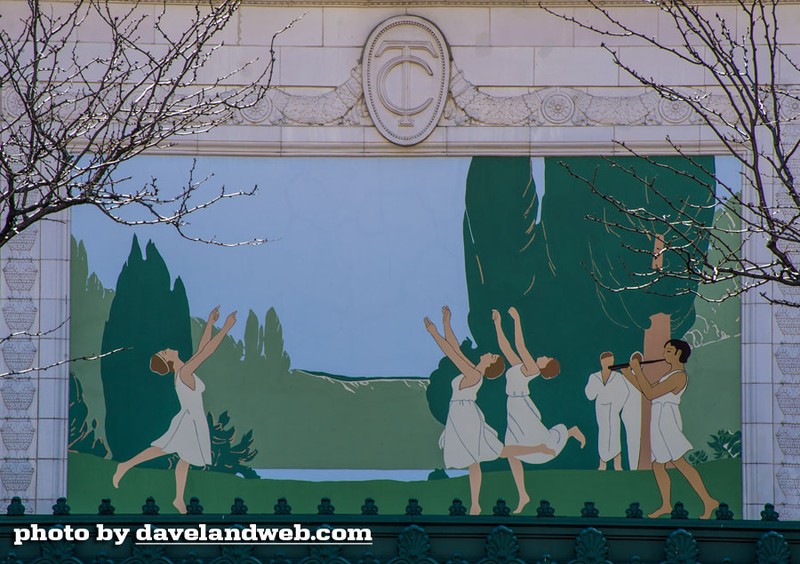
[100,236,193,461]
[263,307,291,377]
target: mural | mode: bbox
[68,155,742,516]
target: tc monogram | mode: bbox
[362,16,450,146]
[374,41,438,127]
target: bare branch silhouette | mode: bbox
[544,1,800,305]
[0,0,302,248]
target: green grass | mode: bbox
[68,453,741,518]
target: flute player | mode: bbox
[621,340,719,519]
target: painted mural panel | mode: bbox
[68,155,741,516]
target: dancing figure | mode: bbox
[426,306,520,515]
[112,306,237,514]
[493,307,585,514]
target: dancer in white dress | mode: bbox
[492,307,585,514]
[426,306,549,515]
[621,340,719,519]
[439,373,504,470]
[112,306,237,514]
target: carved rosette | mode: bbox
[657,96,693,124]
[1,88,25,120]
[362,16,450,146]
[240,97,274,124]
[540,92,575,124]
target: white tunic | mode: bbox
[151,370,212,467]
[504,364,568,464]
[585,370,641,468]
[650,370,693,463]
[439,374,503,469]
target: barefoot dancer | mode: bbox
[112,307,237,514]
[425,306,512,515]
[493,307,585,514]
[622,341,720,519]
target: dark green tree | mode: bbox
[101,235,193,461]
[207,411,259,479]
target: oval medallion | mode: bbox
[362,16,450,146]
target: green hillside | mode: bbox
[195,325,445,469]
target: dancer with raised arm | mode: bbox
[425,306,523,515]
[112,306,237,514]
[493,307,585,514]
[621,341,720,519]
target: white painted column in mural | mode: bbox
[0,211,70,514]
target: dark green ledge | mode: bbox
[1,502,799,564]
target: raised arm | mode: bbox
[627,353,686,401]
[508,307,538,376]
[197,306,220,352]
[493,309,522,367]
[424,317,481,385]
[441,306,473,367]
[180,311,237,389]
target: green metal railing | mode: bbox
[0,497,798,563]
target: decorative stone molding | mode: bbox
[226,58,736,139]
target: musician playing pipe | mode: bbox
[620,340,720,519]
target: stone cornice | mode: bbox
[115,0,800,6]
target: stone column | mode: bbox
[0,212,70,513]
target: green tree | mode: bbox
[68,372,108,457]
[101,235,193,461]
[264,307,291,376]
[207,411,259,479]
[70,237,115,446]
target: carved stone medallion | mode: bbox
[362,16,450,146]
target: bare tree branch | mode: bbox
[0,347,129,380]
[544,0,800,305]
[0,0,301,248]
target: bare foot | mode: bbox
[700,498,720,520]
[568,426,586,449]
[469,504,481,516]
[112,463,127,488]
[173,498,187,514]
[598,460,606,471]
[648,505,672,519]
[513,495,530,514]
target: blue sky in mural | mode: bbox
[72,155,740,378]
[72,157,473,378]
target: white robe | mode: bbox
[504,364,568,464]
[151,370,211,467]
[585,370,641,469]
[439,374,503,469]
[650,370,693,463]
